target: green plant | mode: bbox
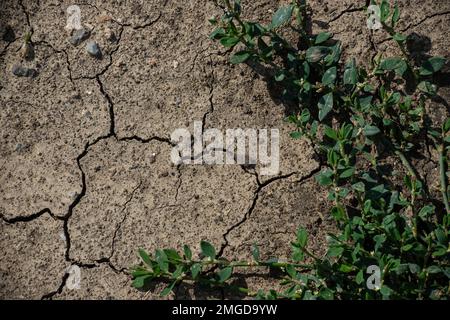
[131,0,449,299]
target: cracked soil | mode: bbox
[0,0,449,299]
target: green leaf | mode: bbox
[290,131,302,139]
[324,126,338,140]
[305,46,330,63]
[190,263,202,279]
[331,205,346,221]
[319,288,334,300]
[380,0,390,23]
[209,28,226,40]
[392,1,400,27]
[344,58,357,85]
[163,249,182,262]
[230,51,251,64]
[138,248,152,266]
[356,270,364,284]
[380,285,393,297]
[379,57,407,76]
[418,205,435,220]
[316,169,333,186]
[270,5,293,29]
[339,264,354,273]
[200,240,216,259]
[132,275,152,288]
[322,66,337,86]
[427,266,442,274]
[315,32,332,44]
[392,33,406,43]
[183,245,192,260]
[252,244,260,262]
[155,249,169,273]
[379,57,402,70]
[340,167,355,179]
[160,280,177,297]
[218,267,233,282]
[363,125,381,136]
[327,246,344,257]
[418,81,437,95]
[297,228,308,247]
[220,36,240,48]
[419,56,446,76]
[318,93,333,121]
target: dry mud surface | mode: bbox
[1,0,449,299]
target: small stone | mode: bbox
[69,28,90,46]
[15,143,27,152]
[104,27,117,42]
[86,41,102,58]
[173,60,179,69]
[12,64,37,77]
[149,152,157,163]
[20,42,35,60]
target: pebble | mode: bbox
[69,28,90,46]
[20,42,35,60]
[86,41,102,58]
[12,64,37,77]
[104,27,117,42]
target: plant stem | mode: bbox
[394,149,417,179]
[438,144,450,213]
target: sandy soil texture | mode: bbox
[0,0,449,299]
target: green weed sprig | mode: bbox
[132,0,449,299]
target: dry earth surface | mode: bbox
[0,0,449,299]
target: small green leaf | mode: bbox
[316,169,333,186]
[230,51,251,64]
[270,5,293,29]
[132,275,152,288]
[379,57,402,70]
[392,1,400,27]
[220,36,240,48]
[297,227,308,247]
[419,56,446,76]
[340,167,355,179]
[209,28,225,40]
[418,81,437,95]
[322,66,337,86]
[315,32,332,44]
[200,240,216,259]
[160,280,177,297]
[252,244,260,262]
[344,58,357,85]
[363,125,381,136]
[306,46,330,63]
[138,248,152,266]
[380,0,390,23]
[356,270,364,284]
[327,246,344,257]
[324,126,338,140]
[218,267,233,283]
[191,263,202,279]
[393,33,406,43]
[339,264,354,273]
[155,249,169,273]
[427,266,441,274]
[290,131,302,139]
[183,245,192,260]
[318,92,333,121]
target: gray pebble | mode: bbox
[69,28,90,46]
[12,64,37,77]
[86,41,102,58]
